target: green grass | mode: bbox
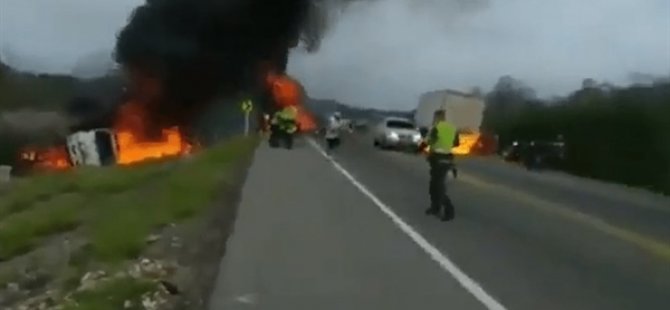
[68,161,170,194]
[0,173,78,218]
[62,277,156,310]
[0,157,171,221]
[88,191,157,263]
[0,193,85,260]
[0,268,20,288]
[84,136,257,263]
[0,136,257,307]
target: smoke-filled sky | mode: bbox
[1,0,669,109]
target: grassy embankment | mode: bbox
[0,136,257,309]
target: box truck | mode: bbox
[414,89,484,132]
[414,89,490,155]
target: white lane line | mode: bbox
[307,139,507,310]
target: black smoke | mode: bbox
[114,0,329,128]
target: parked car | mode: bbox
[373,117,422,151]
[502,140,565,170]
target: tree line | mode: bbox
[0,60,257,167]
[482,75,670,194]
[0,61,123,165]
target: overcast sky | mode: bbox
[1,0,669,109]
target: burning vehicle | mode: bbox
[18,99,195,172]
[16,0,337,172]
[265,72,317,149]
[65,128,118,167]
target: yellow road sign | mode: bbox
[241,100,253,113]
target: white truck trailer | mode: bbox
[413,89,485,132]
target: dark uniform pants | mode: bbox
[269,122,295,149]
[326,137,341,150]
[429,153,455,219]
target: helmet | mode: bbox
[333,111,342,118]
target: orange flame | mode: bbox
[19,100,194,172]
[419,132,497,156]
[113,100,193,165]
[19,146,71,171]
[266,72,317,133]
[267,73,301,108]
[452,133,481,155]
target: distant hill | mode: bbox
[71,50,117,79]
[0,60,10,75]
[0,60,123,113]
[306,97,412,124]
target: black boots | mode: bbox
[425,207,439,215]
[426,203,455,222]
[441,206,455,222]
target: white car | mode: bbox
[373,117,422,150]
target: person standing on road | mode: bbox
[325,112,348,154]
[425,109,458,221]
[270,105,298,149]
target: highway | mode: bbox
[208,132,670,310]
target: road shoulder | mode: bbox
[207,140,486,310]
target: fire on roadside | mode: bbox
[419,132,497,156]
[19,100,194,172]
[452,132,481,155]
[266,71,317,132]
[113,100,193,165]
[19,71,314,172]
[19,146,71,171]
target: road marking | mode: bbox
[368,148,670,261]
[307,139,507,310]
[234,293,259,304]
[459,173,670,262]
[480,158,670,214]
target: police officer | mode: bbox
[271,105,298,149]
[425,109,459,221]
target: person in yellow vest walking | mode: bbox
[269,105,298,149]
[425,109,459,221]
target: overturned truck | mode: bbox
[65,129,118,167]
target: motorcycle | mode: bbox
[268,123,296,149]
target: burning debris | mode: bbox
[18,99,195,172]
[112,100,194,165]
[266,72,318,132]
[16,0,340,173]
[114,0,320,128]
[113,0,338,133]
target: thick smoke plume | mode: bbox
[114,0,333,129]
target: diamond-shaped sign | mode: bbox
[241,100,253,113]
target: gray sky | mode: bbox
[0,0,138,74]
[289,0,670,109]
[1,0,669,110]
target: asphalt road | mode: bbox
[209,133,670,310]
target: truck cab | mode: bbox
[66,128,118,167]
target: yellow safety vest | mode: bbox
[428,121,457,154]
[272,106,298,133]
